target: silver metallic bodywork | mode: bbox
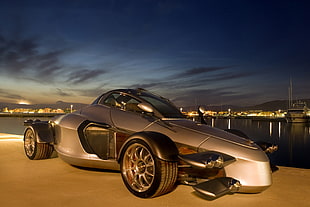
[29,89,273,197]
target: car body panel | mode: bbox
[25,88,273,197]
[110,107,155,132]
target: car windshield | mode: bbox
[138,94,184,118]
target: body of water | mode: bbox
[1,116,309,169]
[0,117,50,135]
[203,117,310,169]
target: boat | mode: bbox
[285,101,309,123]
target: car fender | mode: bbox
[24,120,54,144]
[118,131,179,162]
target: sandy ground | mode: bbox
[1,133,310,207]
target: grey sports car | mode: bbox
[23,88,275,199]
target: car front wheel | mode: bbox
[120,139,178,198]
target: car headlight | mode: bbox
[204,154,224,168]
[179,152,231,169]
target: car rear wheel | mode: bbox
[24,127,54,160]
[120,139,178,198]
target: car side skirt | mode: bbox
[57,150,120,171]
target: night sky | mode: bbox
[1,0,309,107]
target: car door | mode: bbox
[105,92,156,132]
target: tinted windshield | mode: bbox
[139,94,184,118]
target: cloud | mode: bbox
[210,71,255,81]
[154,65,250,90]
[120,68,256,107]
[171,87,255,107]
[0,32,108,86]
[124,67,253,95]
[173,66,232,79]
[71,84,111,98]
[36,51,66,77]
[127,82,162,89]
[0,33,67,83]
[55,88,72,97]
[67,69,107,84]
[0,89,25,101]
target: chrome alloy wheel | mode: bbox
[24,128,36,158]
[122,143,155,192]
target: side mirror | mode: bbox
[137,103,154,113]
[198,106,205,114]
[198,106,207,124]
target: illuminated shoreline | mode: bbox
[0,112,65,117]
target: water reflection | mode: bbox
[208,118,310,169]
[269,122,272,137]
[268,121,282,138]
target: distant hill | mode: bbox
[182,99,310,112]
[245,99,310,111]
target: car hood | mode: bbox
[149,119,258,150]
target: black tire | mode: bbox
[24,127,54,160]
[120,139,178,198]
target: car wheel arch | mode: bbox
[23,121,54,144]
[117,131,179,162]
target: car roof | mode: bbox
[92,88,151,104]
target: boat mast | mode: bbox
[288,78,293,108]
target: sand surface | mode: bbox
[1,134,309,207]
